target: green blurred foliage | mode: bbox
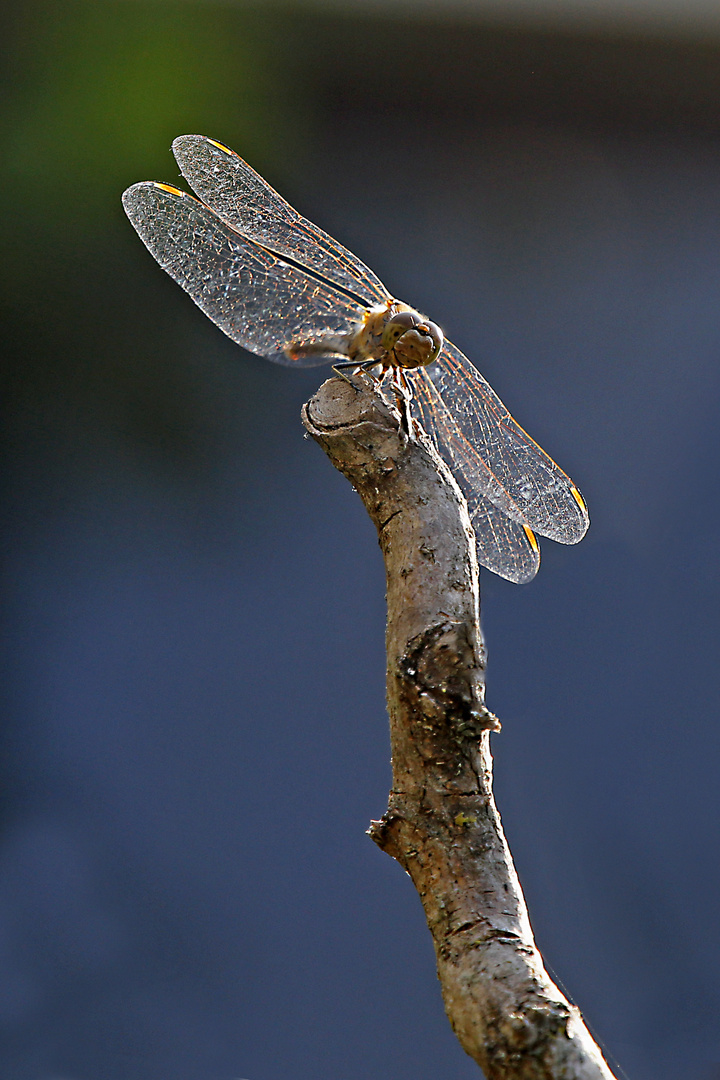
[0,0,304,252]
[0,0,312,485]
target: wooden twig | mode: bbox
[302,376,617,1080]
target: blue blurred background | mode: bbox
[2,2,720,1078]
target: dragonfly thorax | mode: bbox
[350,302,443,370]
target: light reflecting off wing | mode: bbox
[172,136,391,307]
[411,367,540,582]
[411,365,529,526]
[470,499,540,585]
[122,182,365,366]
[428,341,589,545]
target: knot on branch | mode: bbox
[366,804,406,857]
[484,999,576,1071]
[399,620,500,737]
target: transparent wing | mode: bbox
[172,135,391,307]
[470,500,540,585]
[410,367,540,583]
[122,182,365,366]
[424,341,589,545]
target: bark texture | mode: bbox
[302,376,616,1080]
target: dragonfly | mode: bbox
[122,136,589,583]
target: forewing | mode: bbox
[122,182,365,366]
[172,136,390,307]
[427,341,589,544]
[410,368,540,583]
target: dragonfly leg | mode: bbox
[332,358,382,392]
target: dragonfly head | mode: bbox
[381,310,443,369]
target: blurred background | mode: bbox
[2,1,720,1078]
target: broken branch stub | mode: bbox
[301,376,615,1080]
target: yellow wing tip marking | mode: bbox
[523,524,540,553]
[570,486,587,512]
[207,138,233,155]
[152,182,185,196]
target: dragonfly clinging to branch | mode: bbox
[122,136,589,583]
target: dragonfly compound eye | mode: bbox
[381,310,420,349]
[424,321,443,360]
[383,312,444,369]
